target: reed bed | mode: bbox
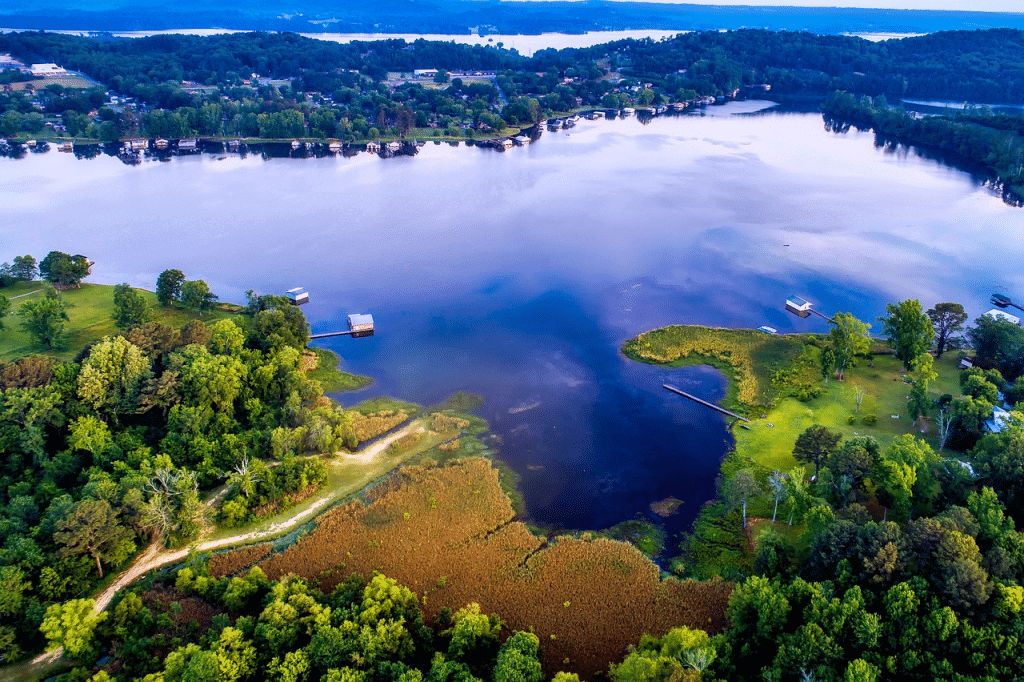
[208,544,273,578]
[430,412,471,433]
[622,325,802,409]
[257,459,733,678]
[351,410,410,442]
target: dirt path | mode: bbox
[91,419,425,614]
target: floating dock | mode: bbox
[309,313,375,339]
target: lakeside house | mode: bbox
[986,405,1014,434]
[366,141,381,153]
[785,295,812,318]
[329,141,342,153]
[348,313,375,337]
[286,287,309,306]
[178,138,199,152]
[386,141,402,153]
[984,308,1021,325]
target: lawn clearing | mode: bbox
[734,351,965,476]
[0,282,234,362]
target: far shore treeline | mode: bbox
[3,29,1024,200]
[0,30,1022,146]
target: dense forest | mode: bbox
[0,257,423,668]
[2,29,1024,145]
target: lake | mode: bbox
[3,103,1022,545]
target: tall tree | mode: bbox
[767,471,788,523]
[968,315,1024,378]
[927,302,968,358]
[827,312,871,380]
[39,599,107,660]
[725,469,762,529]
[793,424,842,481]
[880,299,935,370]
[155,268,186,306]
[77,336,152,423]
[17,288,69,348]
[10,255,37,281]
[112,283,153,330]
[53,499,134,578]
[38,251,90,288]
[180,280,218,314]
[0,293,9,331]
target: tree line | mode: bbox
[821,91,1024,199]
[0,252,396,664]
[2,29,1024,143]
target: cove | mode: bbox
[3,102,1022,543]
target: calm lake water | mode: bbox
[3,103,1023,543]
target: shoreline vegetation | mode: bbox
[1,269,737,682]
[4,29,1024,204]
[7,270,1024,680]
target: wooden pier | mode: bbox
[310,330,356,339]
[663,384,750,427]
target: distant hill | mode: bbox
[2,0,1024,35]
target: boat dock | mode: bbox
[663,384,750,428]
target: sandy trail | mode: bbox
[91,420,424,613]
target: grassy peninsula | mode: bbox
[618,310,1024,680]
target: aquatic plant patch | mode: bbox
[622,325,803,410]
[257,458,733,676]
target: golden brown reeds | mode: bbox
[208,543,273,578]
[257,459,733,678]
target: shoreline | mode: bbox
[0,99,776,163]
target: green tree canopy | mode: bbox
[156,268,186,306]
[112,282,153,331]
[10,254,37,281]
[793,424,842,481]
[77,336,152,422]
[181,279,218,314]
[38,251,90,288]
[927,302,968,358]
[969,315,1024,378]
[39,598,107,659]
[53,499,134,578]
[17,288,69,348]
[827,312,871,380]
[0,293,9,331]
[880,299,935,370]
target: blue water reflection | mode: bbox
[3,104,1022,543]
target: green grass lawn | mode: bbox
[0,282,235,362]
[734,351,964,476]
